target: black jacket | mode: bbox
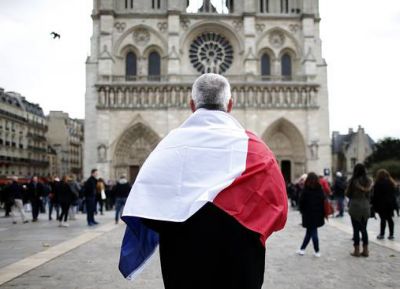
[333,177,347,198]
[27,182,44,201]
[58,181,74,204]
[8,181,24,200]
[84,176,97,199]
[299,187,325,229]
[113,179,131,198]
[372,179,397,216]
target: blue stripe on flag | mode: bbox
[118,216,159,280]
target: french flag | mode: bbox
[119,109,288,280]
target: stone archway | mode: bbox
[113,123,160,181]
[262,118,306,182]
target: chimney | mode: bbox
[348,128,354,134]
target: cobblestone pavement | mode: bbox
[0,209,115,269]
[0,208,399,289]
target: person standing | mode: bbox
[333,172,347,217]
[49,177,60,221]
[296,172,325,257]
[119,74,288,289]
[68,175,81,221]
[26,176,44,222]
[57,176,73,227]
[346,163,372,257]
[9,176,28,224]
[113,175,131,224]
[96,178,106,215]
[84,169,99,226]
[372,169,397,240]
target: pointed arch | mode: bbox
[113,123,161,179]
[262,118,306,181]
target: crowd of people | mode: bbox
[0,169,132,227]
[289,164,400,258]
[1,163,399,260]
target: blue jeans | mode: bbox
[115,197,127,222]
[336,196,344,216]
[301,227,319,252]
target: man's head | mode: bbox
[190,73,233,113]
[91,169,98,178]
[11,176,18,182]
[32,176,38,183]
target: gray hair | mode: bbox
[191,73,231,111]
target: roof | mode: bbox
[332,129,375,154]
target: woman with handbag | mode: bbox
[296,172,325,257]
[372,169,397,240]
[346,163,372,257]
[96,178,106,215]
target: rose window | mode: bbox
[189,32,234,74]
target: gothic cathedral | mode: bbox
[85,0,331,182]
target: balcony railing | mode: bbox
[96,82,319,110]
[98,74,311,84]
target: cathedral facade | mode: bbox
[85,0,331,182]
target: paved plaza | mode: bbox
[0,208,399,289]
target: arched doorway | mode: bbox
[262,118,306,182]
[113,123,160,182]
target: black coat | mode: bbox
[113,181,131,198]
[372,179,397,217]
[84,176,97,199]
[333,177,347,198]
[58,181,74,204]
[299,187,325,229]
[8,181,24,200]
[27,182,45,201]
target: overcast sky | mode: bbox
[0,0,399,140]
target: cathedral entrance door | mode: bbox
[129,165,140,184]
[281,160,291,183]
[262,118,306,182]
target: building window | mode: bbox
[281,53,292,79]
[152,0,161,9]
[281,0,289,13]
[148,51,161,81]
[260,0,269,13]
[189,32,233,74]
[261,53,271,79]
[125,0,133,9]
[187,0,232,14]
[126,52,137,81]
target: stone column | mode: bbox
[167,10,181,82]
[243,1,257,79]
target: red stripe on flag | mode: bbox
[213,131,288,245]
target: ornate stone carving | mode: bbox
[189,32,233,74]
[269,31,285,48]
[256,23,265,32]
[309,141,319,160]
[114,22,126,33]
[97,144,107,162]
[289,24,301,33]
[233,20,243,31]
[180,18,191,30]
[157,22,168,33]
[96,84,319,110]
[133,28,150,46]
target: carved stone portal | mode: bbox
[263,118,306,181]
[113,122,160,179]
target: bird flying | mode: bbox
[50,32,60,39]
